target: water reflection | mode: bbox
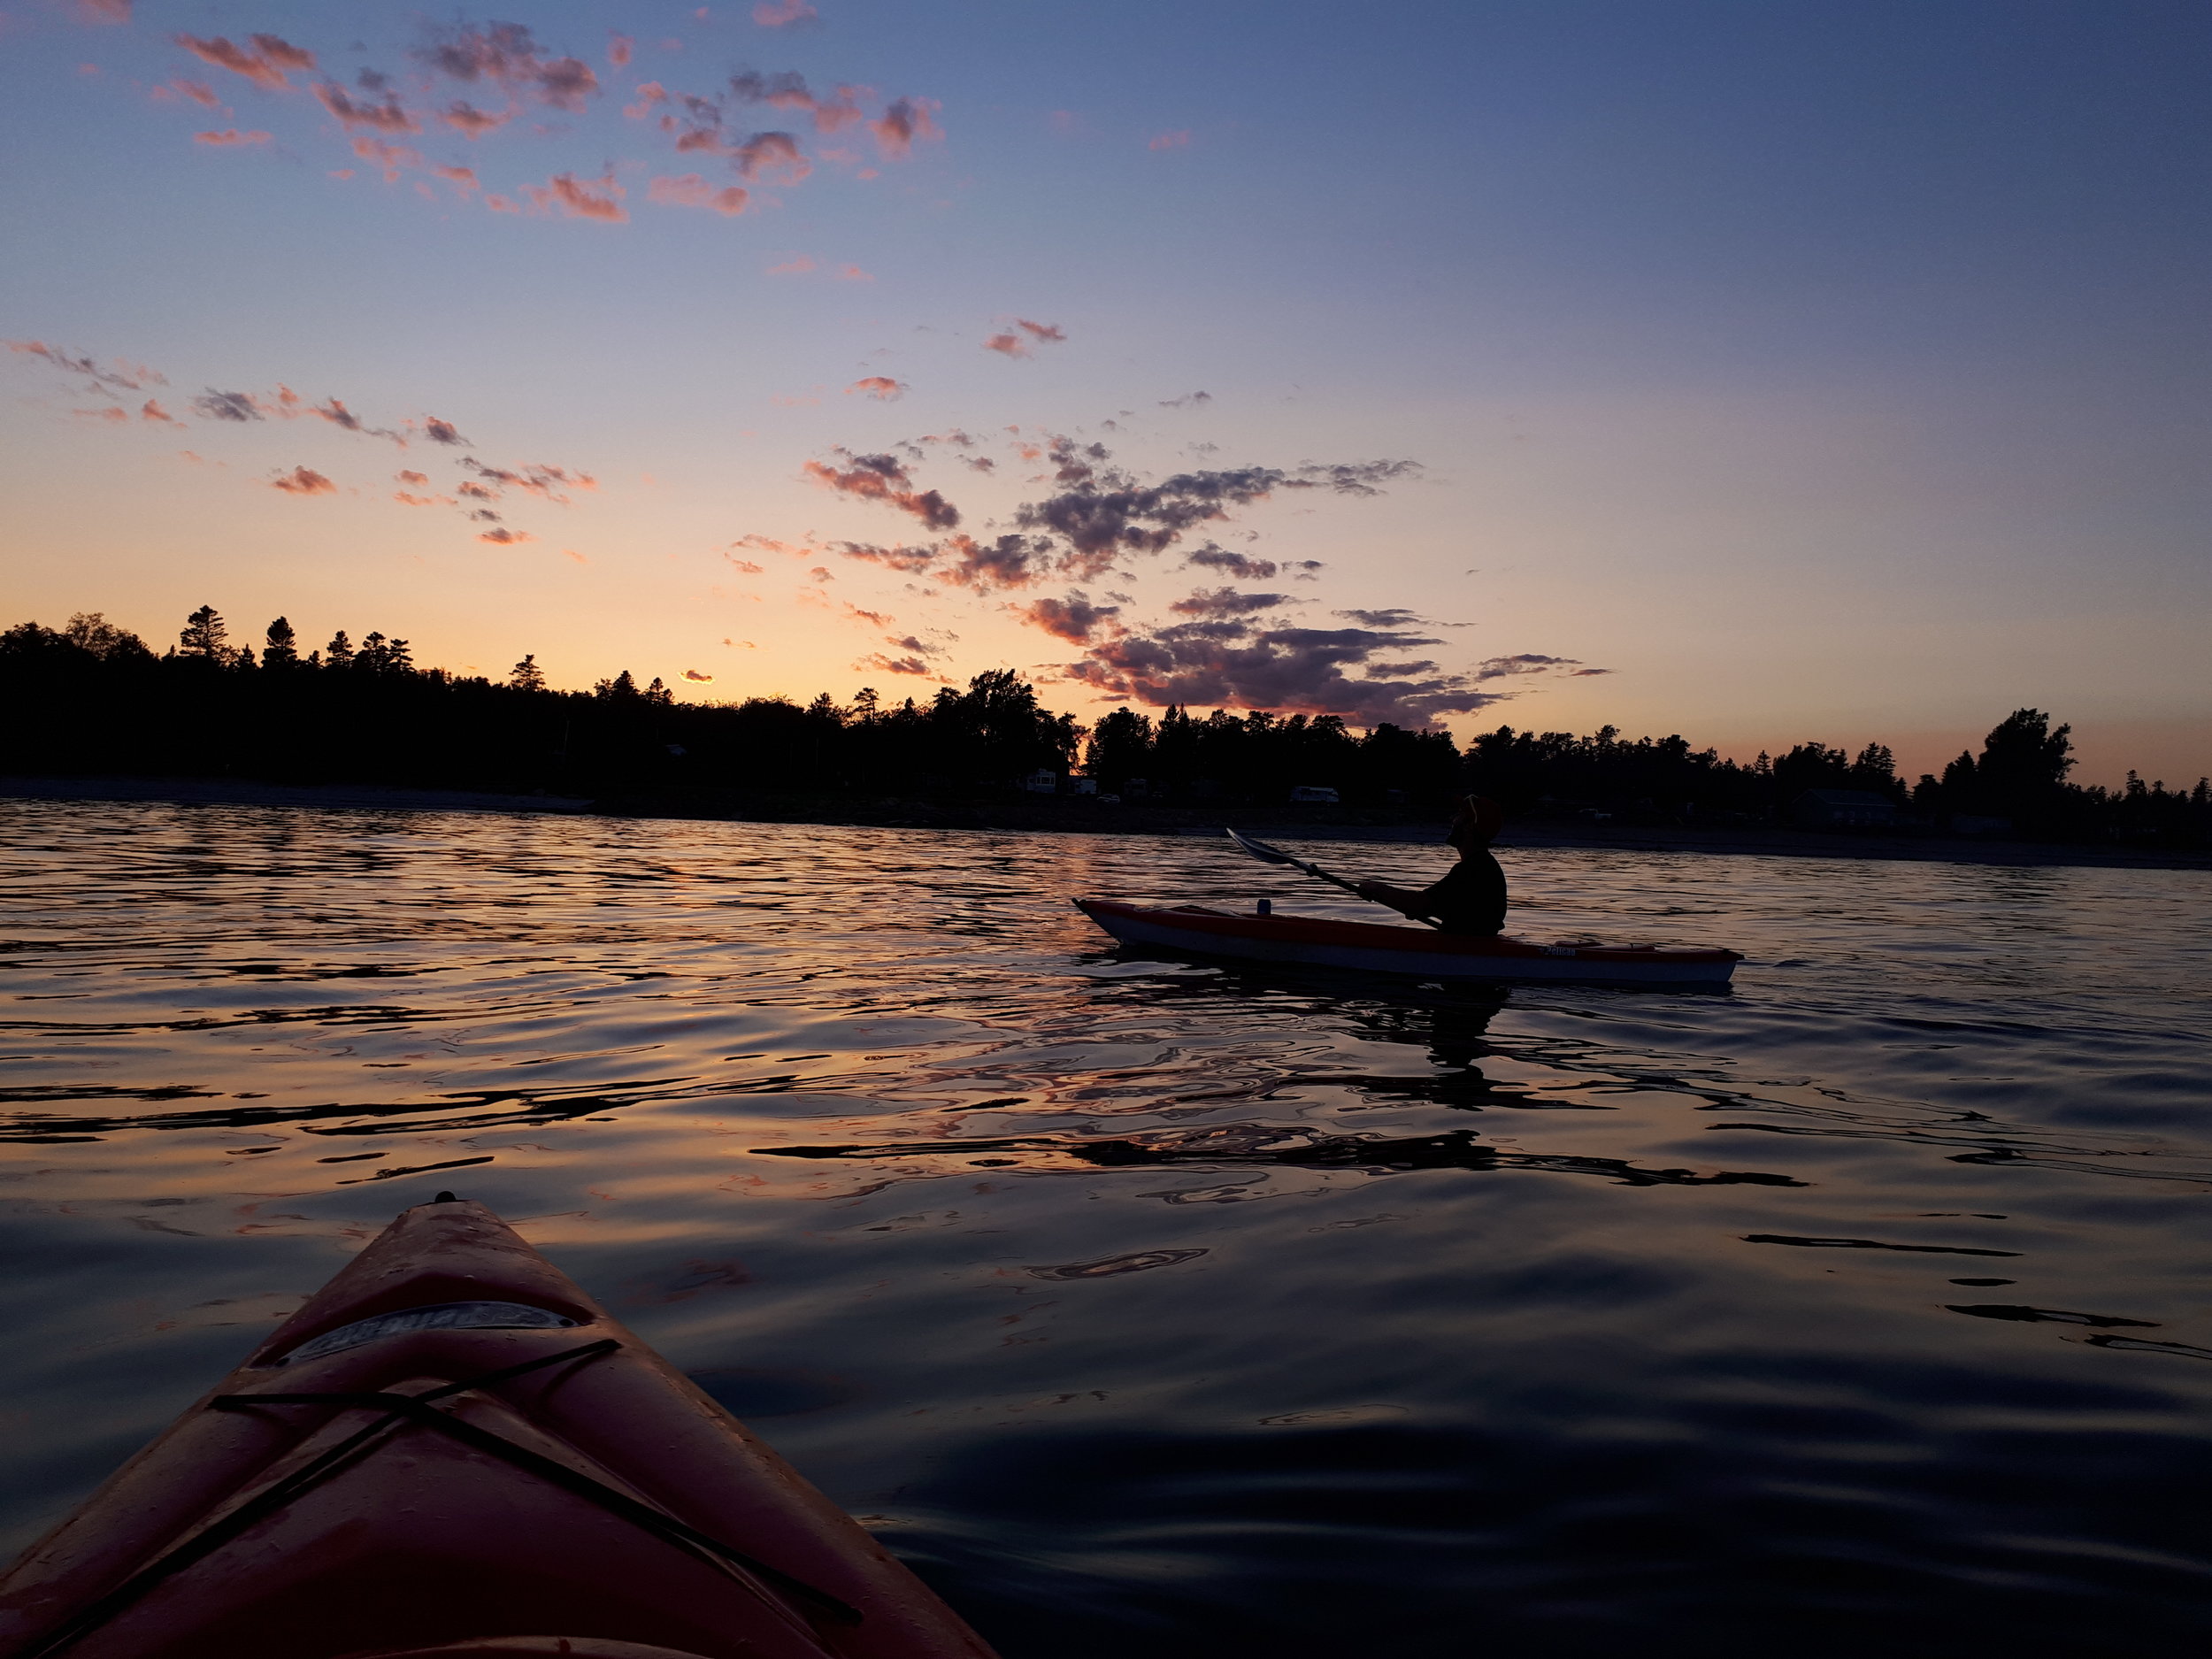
[4,798,2212,1655]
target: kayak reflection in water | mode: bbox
[1354,795,1509,936]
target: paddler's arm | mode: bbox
[1354,878,1441,923]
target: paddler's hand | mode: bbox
[1354,879,1393,902]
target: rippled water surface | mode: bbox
[5,798,2212,1655]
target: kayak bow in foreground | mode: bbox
[0,1195,997,1659]
[1076,898,1742,985]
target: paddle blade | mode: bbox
[1225,827,1298,865]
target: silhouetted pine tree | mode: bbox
[178,606,227,660]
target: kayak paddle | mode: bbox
[1225,828,1443,928]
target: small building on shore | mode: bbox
[1789,788,1901,829]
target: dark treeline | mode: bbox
[4,607,2207,849]
[1461,718,2208,846]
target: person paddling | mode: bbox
[1355,795,1509,936]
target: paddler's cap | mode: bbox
[1448,795,1505,844]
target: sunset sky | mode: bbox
[5,0,2208,786]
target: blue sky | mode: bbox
[4,0,2208,784]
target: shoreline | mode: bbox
[4,773,2208,874]
[0,775,596,818]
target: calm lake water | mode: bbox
[4,797,2212,1655]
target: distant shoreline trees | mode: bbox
[1,605,2205,849]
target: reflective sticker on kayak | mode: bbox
[273,1300,575,1365]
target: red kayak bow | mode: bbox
[0,1196,997,1659]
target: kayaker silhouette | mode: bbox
[1354,795,1509,936]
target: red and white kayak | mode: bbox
[1076,899,1741,986]
[0,1195,996,1659]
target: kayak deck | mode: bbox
[1076,898,1741,985]
[0,1197,996,1659]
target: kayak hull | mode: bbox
[0,1199,995,1659]
[1076,899,1740,985]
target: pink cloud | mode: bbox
[730,532,818,560]
[419,417,468,445]
[315,81,419,134]
[1149,129,1191,150]
[394,489,456,507]
[1015,319,1065,343]
[193,128,271,146]
[648,173,749,214]
[733,131,810,182]
[935,533,1047,589]
[413,22,599,114]
[803,450,959,530]
[683,668,713,681]
[271,465,335,495]
[853,652,938,679]
[351,135,422,181]
[845,376,905,401]
[767,253,817,274]
[983,333,1026,357]
[833,262,872,280]
[521,172,628,222]
[74,406,128,424]
[624,81,668,119]
[7,340,163,391]
[519,463,596,497]
[165,78,220,106]
[1014,592,1121,642]
[1171,587,1292,619]
[191,388,265,421]
[432,163,480,195]
[460,457,595,503]
[175,33,315,92]
[139,399,177,423]
[609,34,634,67]
[752,0,818,25]
[480,527,536,544]
[296,395,404,442]
[1050,609,1508,729]
[869,96,940,159]
[439,102,510,137]
[830,541,938,575]
[77,0,131,23]
[728,70,864,134]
